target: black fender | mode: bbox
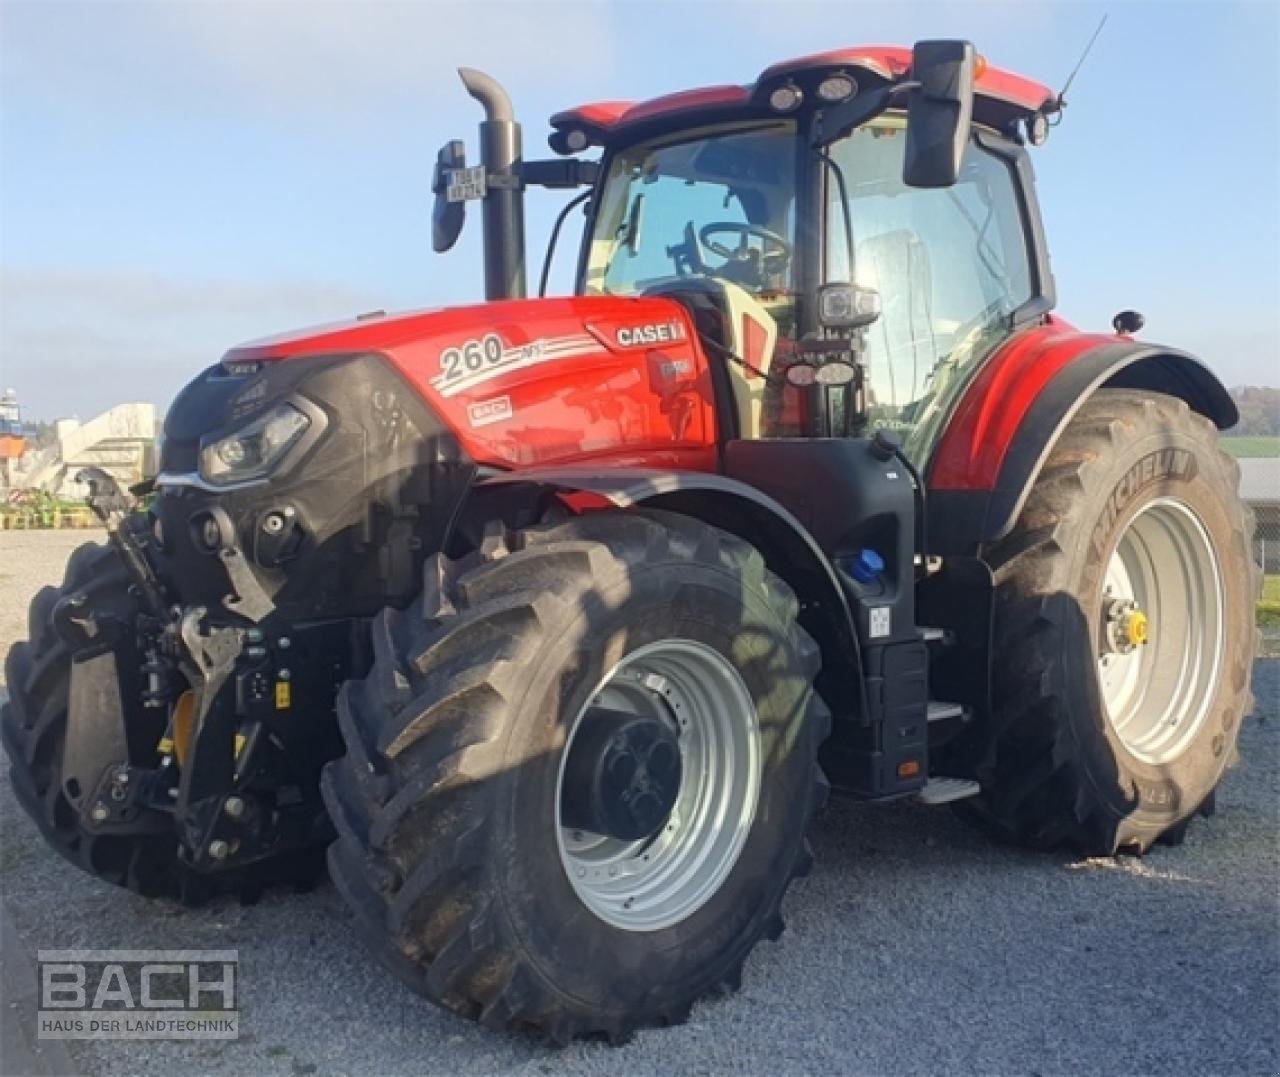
[928,343,1238,555]
[469,467,866,719]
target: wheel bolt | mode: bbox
[90,804,108,823]
[641,673,669,696]
[223,796,245,820]
[208,839,230,861]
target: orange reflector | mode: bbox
[898,760,921,779]
[170,690,196,767]
[975,54,989,78]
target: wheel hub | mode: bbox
[560,706,683,841]
[555,639,762,932]
[1102,596,1150,655]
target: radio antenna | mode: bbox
[1055,13,1109,112]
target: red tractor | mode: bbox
[4,42,1257,1043]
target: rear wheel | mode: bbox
[961,390,1257,854]
[322,510,829,1043]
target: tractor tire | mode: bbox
[1,539,185,896]
[322,510,830,1044]
[3,537,326,904]
[962,389,1258,855]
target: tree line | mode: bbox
[1229,386,1280,437]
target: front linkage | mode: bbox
[66,469,348,882]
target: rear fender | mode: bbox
[927,326,1237,554]
[470,468,866,719]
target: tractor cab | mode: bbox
[436,41,1057,464]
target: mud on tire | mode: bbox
[957,390,1258,854]
[322,509,830,1043]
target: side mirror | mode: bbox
[431,140,468,252]
[902,40,976,189]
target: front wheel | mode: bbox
[322,510,829,1043]
[961,390,1258,854]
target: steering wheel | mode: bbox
[698,221,793,278]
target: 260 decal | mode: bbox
[437,333,505,386]
[429,331,599,398]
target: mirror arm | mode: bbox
[522,158,601,190]
[812,80,921,148]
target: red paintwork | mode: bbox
[224,297,721,472]
[741,313,768,378]
[760,46,1053,111]
[928,317,1118,490]
[758,45,909,83]
[552,44,1053,141]
[552,86,751,133]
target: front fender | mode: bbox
[926,324,1237,554]
[473,467,866,718]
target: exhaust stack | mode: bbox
[458,68,526,301]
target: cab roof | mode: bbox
[550,45,1054,152]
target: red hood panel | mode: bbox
[225,295,721,473]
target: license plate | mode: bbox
[446,166,486,203]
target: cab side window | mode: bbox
[826,120,1035,437]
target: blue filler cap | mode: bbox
[848,548,885,584]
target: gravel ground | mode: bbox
[1,530,1277,1076]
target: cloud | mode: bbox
[2,1,620,125]
[0,268,384,420]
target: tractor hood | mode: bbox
[155,292,720,621]
[222,296,689,365]
[218,294,721,472]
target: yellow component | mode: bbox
[1124,610,1150,647]
[170,690,196,767]
[161,691,248,761]
[274,680,292,710]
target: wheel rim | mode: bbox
[1097,497,1224,766]
[556,639,761,932]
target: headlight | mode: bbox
[199,403,311,486]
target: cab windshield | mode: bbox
[584,122,799,330]
[580,115,1036,461]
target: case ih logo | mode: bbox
[37,949,238,1041]
[615,321,687,348]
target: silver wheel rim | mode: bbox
[556,639,762,932]
[1097,497,1224,766]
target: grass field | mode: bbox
[1261,574,1280,628]
[1223,436,1280,458]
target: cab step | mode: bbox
[916,777,981,805]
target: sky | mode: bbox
[1,0,1277,420]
